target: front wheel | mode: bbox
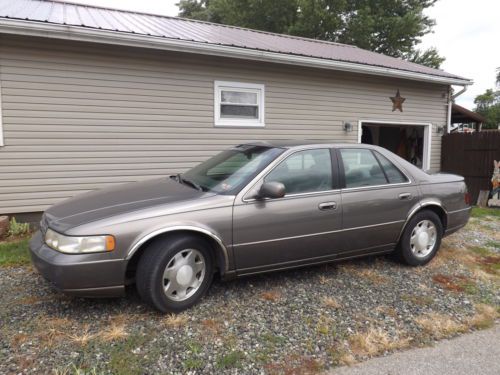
[136,235,214,313]
[396,210,443,266]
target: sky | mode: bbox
[69,0,499,109]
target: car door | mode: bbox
[232,148,342,272]
[336,148,418,255]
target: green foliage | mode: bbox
[474,88,500,129]
[108,334,148,375]
[178,0,444,68]
[406,47,445,69]
[470,207,500,219]
[216,350,245,369]
[183,357,204,370]
[0,238,30,267]
[8,217,31,237]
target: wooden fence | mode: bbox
[441,131,500,204]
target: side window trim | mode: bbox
[371,150,390,184]
[329,148,341,190]
[243,148,339,201]
[334,148,346,189]
[337,147,412,191]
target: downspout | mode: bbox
[447,85,468,133]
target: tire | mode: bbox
[396,210,443,266]
[136,234,214,313]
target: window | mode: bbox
[214,81,265,127]
[265,149,332,194]
[374,152,409,184]
[181,145,283,194]
[340,149,387,188]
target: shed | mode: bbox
[0,0,472,215]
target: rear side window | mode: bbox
[374,152,409,184]
[339,149,387,188]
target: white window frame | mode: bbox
[214,81,265,127]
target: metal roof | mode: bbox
[451,104,486,124]
[0,0,471,85]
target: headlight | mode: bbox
[45,228,115,254]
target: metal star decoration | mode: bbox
[390,89,406,112]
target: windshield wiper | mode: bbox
[173,173,206,192]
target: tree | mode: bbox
[474,89,500,129]
[406,47,445,69]
[177,0,444,68]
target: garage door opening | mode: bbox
[358,121,431,171]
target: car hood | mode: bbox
[44,177,213,232]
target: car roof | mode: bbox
[238,140,379,149]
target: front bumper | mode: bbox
[29,231,126,297]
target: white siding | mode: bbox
[0,35,449,214]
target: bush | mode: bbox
[8,217,31,237]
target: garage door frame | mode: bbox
[357,120,432,171]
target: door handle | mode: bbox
[318,202,337,210]
[398,193,412,200]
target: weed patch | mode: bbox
[348,328,410,357]
[0,238,30,267]
[471,207,500,219]
[416,313,468,338]
[261,290,281,302]
[216,350,245,369]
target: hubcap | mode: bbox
[162,249,205,301]
[410,220,437,258]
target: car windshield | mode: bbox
[180,145,284,194]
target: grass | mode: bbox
[100,323,128,342]
[469,304,498,329]
[216,350,245,369]
[348,328,410,357]
[108,333,149,375]
[416,303,498,340]
[261,290,281,302]
[322,296,341,309]
[183,357,204,371]
[416,313,468,338]
[164,313,188,328]
[0,238,30,266]
[485,240,500,249]
[265,355,323,375]
[471,207,500,219]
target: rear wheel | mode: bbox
[136,235,214,313]
[396,210,443,266]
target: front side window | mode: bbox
[181,145,283,194]
[265,149,333,194]
[214,81,265,127]
[340,149,387,188]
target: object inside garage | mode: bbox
[360,122,428,170]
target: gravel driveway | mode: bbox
[0,213,498,374]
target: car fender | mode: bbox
[397,198,448,243]
[125,223,229,273]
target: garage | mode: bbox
[358,121,432,171]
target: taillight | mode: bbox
[464,192,471,206]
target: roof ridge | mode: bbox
[45,0,357,49]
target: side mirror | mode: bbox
[258,181,286,199]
